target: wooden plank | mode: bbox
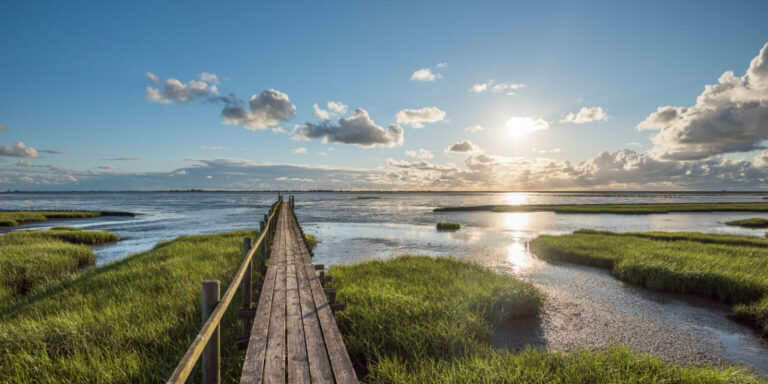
[288,210,358,384]
[293,226,334,384]
[240,261,278,383]
[286,246,311,383]
[264,210,287,384]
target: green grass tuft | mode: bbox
[531,230,768,335]
[436,222,461,231]
[0,211,102,227]
[0,229,263,383]
[303,233,317,249]
[328,256,542,375]
[725,218,768,228]
[0,229,119,301]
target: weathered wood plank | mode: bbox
[292,227,334,384]
[286,255,311,383]
[240,259,278,383]
[264,210,287,384]
[288,212,358,384]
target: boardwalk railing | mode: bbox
[167,196,283,384]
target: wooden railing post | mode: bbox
[202,280,220,384]
[259,221,266,267]
[240,237,253,339]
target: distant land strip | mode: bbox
[0,210,135,227]
[433,202,768,214]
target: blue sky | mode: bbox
[2,1,768,190]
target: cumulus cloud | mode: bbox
[0,141,39,158]
[411,63,446,82]
[411,68,438,82]
[755,150,768,167]
[446,140,480,153]
[220,89,296,130]
[291,147,307,154]
[405,148,434,159]
[465,125,484,133]
[470,80,525,95]
[295,108,403,147]
[16,160,33,167]
[146,72,219,104]
[395,107,446,128]
[560,106,609,124]
[313,101,347,121]
[639,43,768,160]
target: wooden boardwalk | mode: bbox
[240,201,357,384]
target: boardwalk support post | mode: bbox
[202,280,220,384]
[240,237,253,341]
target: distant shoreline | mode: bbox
[2,190,768,194]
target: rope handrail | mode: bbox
[166,198,282,383]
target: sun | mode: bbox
[505,116,548,138]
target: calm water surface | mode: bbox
[2,192,768,373]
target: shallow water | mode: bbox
[2,191,768,373]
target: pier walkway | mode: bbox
[167,196,357,384]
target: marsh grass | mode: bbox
[328,255,763,383]
[0,229,262,383]
[0,228,118,301]
[436,222,460,231]
[530,230,768,335]
[327,256,542,376]
[435,202,768,214]
[726,218,768,228]
[304,233,317,249]
[0,211,102,227]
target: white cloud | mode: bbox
[313,104,331,120]
[221,89,296,130]
[436,62,448,68]
[411,68,437,82]
[295,108,404,147]
[395,107,446,128]
[639,43,768,160]
[201,145,226,150]
[146,72,160,83]
[560,106,609,124]
[405,148,434,159]
[327,101,348,114]
[292,147,307,154]
[146,73,219,104]
[445,140,480,153]
[0,141,39,158]
[470,80,525,95]
[465,125,484,133]
[16,160,33,167]
[199,72,219,84]
[313,101,348,121]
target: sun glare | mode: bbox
[505,116,549,138]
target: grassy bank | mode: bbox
[726,218,768,228]
[328,256,763,383]
[436,222,460,231]
[0,229,261,383]
[530,230,768,335]
[0,210,134,227]
[434,202,768,214]
[0,227,118,302]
